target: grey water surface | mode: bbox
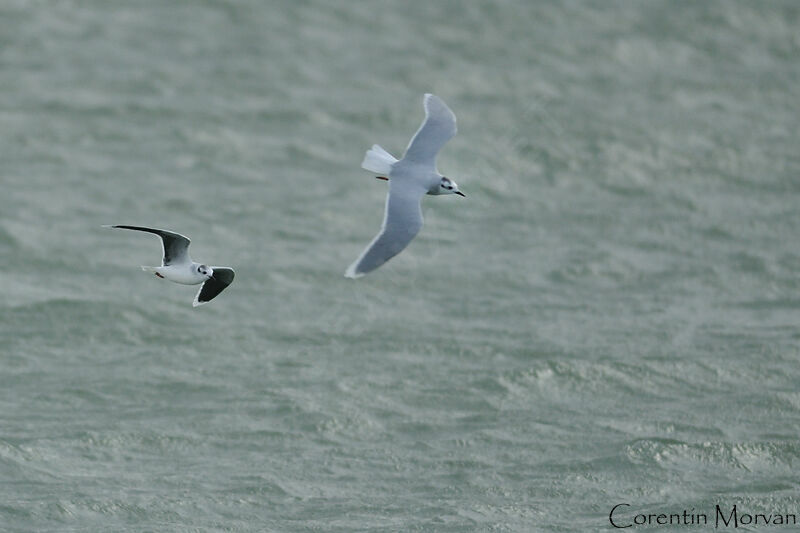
[1,1,799,531]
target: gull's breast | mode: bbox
[162,265,205,285]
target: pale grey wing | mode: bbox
[109,225,191,265]
[345,180,427,278]
[401,94,457,169]
[193,267,234,307]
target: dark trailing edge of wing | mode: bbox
[109,225,191,265]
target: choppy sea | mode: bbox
[1,1,799,531]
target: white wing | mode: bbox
[345,179,427,278]
[400,94,457,169]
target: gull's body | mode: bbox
[345,94,464,278]
[105,225,235,306]
[148,263,208,285]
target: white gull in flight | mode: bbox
[105,225,235,307]
[345,93,465,278]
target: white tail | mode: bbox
[361,144,398,175]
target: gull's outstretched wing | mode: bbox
[107,225,191,266]
[400,94,457,169]
[345,179,427,278]
[193,267,235,307]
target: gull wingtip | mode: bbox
[344,265,365,279]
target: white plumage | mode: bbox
[346,94,464,278]
[361,144,398,175]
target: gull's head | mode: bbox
[197,264,214,279]
[437,176,466,197]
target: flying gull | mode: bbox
[345,93,465,278]
[105,225,235,307]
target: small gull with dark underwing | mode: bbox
[105,225,235,307]
[345,93,465,278]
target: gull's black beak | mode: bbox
[455,191,466,197]
[375,176,389,181]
